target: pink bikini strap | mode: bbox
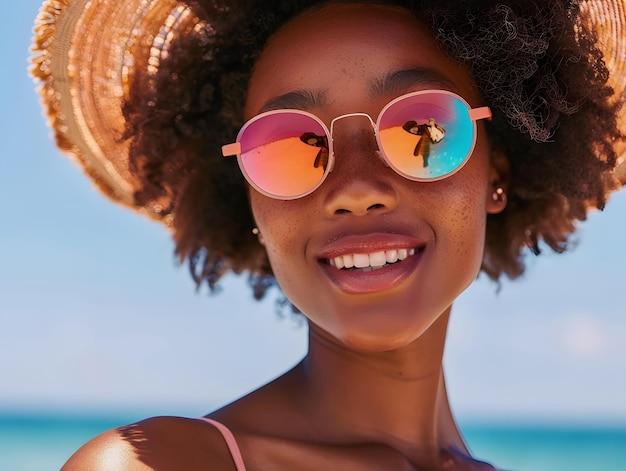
[198,417,247,471]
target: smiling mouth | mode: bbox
[324,247,423,272]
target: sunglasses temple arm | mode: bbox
[222,142,241,157]
[469,106,492,122]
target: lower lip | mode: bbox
[319,250,424,295]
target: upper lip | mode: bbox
[315,230,426,261]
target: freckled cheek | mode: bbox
[438,181,489,271]
[261,223,317,311]
[448,202,487,266]
[250,197,311,280]
[426,142,490,260]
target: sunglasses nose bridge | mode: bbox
[328,113,388,171]
[328,113,391,183]
[330,113,378,164]
[329,112,376,136]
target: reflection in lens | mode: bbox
[239,112,328,197]
[401,119,446,169]
[300,132,329,169]
[378,93,474,180]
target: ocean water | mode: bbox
[1,414,625,471]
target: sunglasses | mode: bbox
[222,90,491,200]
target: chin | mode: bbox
[312,294,452,353]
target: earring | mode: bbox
[492,187,506,204]
[252,227,265,245]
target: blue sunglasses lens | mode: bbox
[377,92,477,181]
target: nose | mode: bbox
[323,119,399,217]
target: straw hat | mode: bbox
[30,0,626,224]
[580,0,626,185]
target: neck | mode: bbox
[294,307,466,457]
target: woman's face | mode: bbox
[246,3,502,352]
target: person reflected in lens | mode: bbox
[402,118,446,168]
[300,132,330,169]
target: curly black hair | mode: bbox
[121,0,622,299]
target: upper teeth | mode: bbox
[328,248,416,269]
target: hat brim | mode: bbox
[580,0,626,185]
[31,0,205,223]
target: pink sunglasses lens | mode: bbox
[378,92,476,180]
[238,112,329,198]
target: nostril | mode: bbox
[335,208,351,215]
[324,179,399,217]
[334,204,386,216]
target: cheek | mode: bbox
[250,195,289,255]
[249,192,312,287]
[434,144,491,272]
[410,133,490,272]
[446,186,488,270]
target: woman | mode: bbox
[31,0,625,469]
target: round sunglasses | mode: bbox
[222,90,492,200]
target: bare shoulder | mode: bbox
[61,416,240,471]
[60,426,138,471]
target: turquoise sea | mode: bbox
[1,413,625,470]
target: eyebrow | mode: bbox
[257,67,457,113]
[259,90,328,113]
[370,68,457,97]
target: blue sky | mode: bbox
[1,0,625,423]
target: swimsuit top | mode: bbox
[198,417,247,471]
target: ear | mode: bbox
[486,149,510,215]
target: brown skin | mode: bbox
[62,4,507,470]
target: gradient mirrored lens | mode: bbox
[378,93,474,180]
[238,111,329,198]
